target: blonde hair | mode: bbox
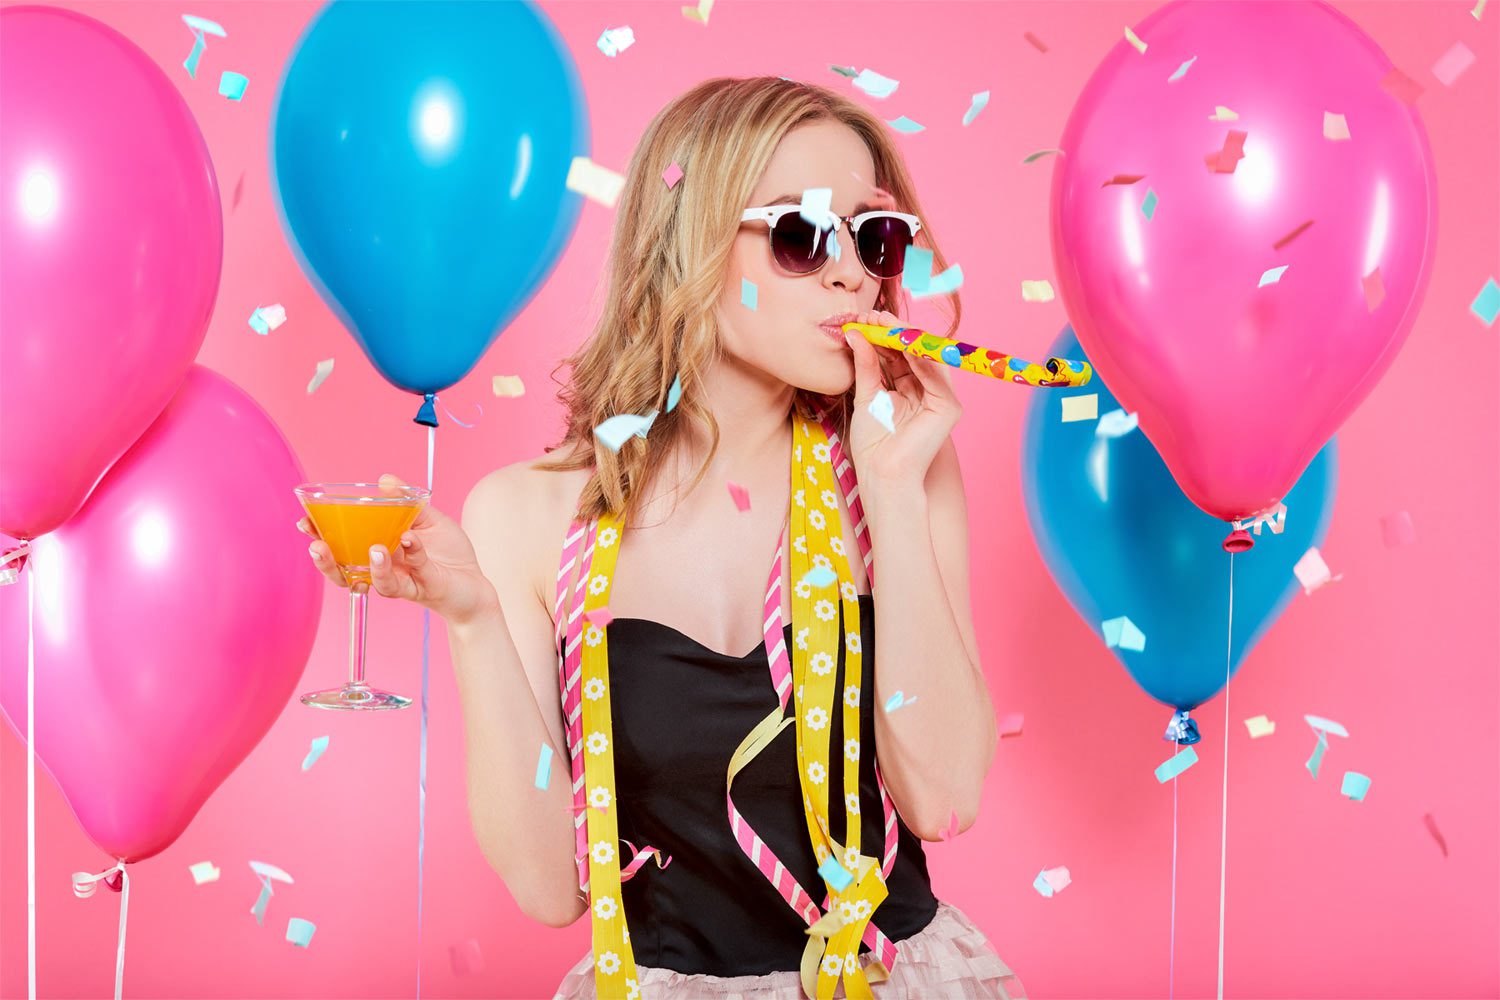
[537,76,961,523]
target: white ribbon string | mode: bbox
[71,862,130,1000]
[27,556,37,1000]
[1216,552,1236,1000]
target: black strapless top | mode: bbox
[571,593,939,976]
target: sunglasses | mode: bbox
[739,204,924,280]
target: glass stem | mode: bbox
[348,585,369,688]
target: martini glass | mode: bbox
[295,482,430,710]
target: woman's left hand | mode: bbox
[842,308,962,492]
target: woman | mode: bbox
[300,76,1025,999]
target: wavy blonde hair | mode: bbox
[537,76,961,523]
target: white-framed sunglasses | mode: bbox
[739,204,924,279]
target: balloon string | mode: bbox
[417,424,435,998]
[1216,552,1235,1000]
[28,559,36,1000]
[1169,737,1179,1000]
[71,862,129,999]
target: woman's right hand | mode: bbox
[298,473,500,626]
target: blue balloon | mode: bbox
[270,0,587,400]
[1021,327,1337,734]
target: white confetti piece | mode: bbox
[566,156,625,207]
[1061,394,1099,422]
[306,358,334,394]
[491,375,525,397]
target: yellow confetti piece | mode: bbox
[1473,0,1487,20]
[565,156,625,208]
[1020,279,1055,302]
[1061,393,1099,422]
[491,374,525,397]
[1323,111,1350,141]
[1208,105,1239,121]
[1244,715,1276,738]
[1123,25,1148,54]
[681,0,714,24]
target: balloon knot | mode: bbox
[413,394,438,428]
[1222,527,1254,553]
[1164,710,1202,745]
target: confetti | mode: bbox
[1141,188,1159,220]
[1340,771,1371,801]
[1102,614,1145,652]
[596,26,634,57]
[218,71,248,101]
[799,187,835,230]
[1033,866,1071,897]
[182,14,226,36]
[250,879,272,924]
[566,156,626,208]
[584,607,614,628]
[817,856,853,892]
[1061,393,1099,422]
[1023,31,1048,52]
[962,90,990,127]
[1273,219,1314,250]
[250,861,294,884]
[183,30,206,78]
[534,743,553,790]
[852,69,899,99]
[232,171,245,211]
[1155,746,1199,782]
[1304,714,1349,738]
[884,691,917,713]
[1431,42,1475,87]
[1208,105,1239,121]
[868,389,896,433]
[938,808,960,841]
[681,0,714,24]
[799,566,837,589]
[286,917,316,948]
[1473,0,1488,19]
[1244,715,1276,738]
[491,375,525,397]
[1167,56,1197,83]
[248,304,287,335]
[1323,111,1350,141]
[1205,130,1248,173]
[1096,409,1138,438]
[307,358,334,394]
[913,264,962,299]
[1381,510,1415,548]
[662,161,683,189]
[1293,547,1342,593]
[1379,68,1423,104]
[1020,279,1055,302]
[1259,265,1290,288]
[1361,268,1385,311]
[300,735,329,772]
[450,939,486,976]
[829,65,858,79]
[886,116,925,134]
[902,246,962,298]
[188,861,221,885]
[1102,174,1146,187]
[998,712,1024,738]
[1021,148,1064,164]
[1470,277,1500,325]
[741,277,758,310]
[1423,813,1449,857]
[1123,25,1148,54]
[1305,730,1328,778]
[593,412,657,452]
[726,481,750,512]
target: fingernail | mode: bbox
[309,543,319,558]
[371,547,385,566]
[401,537,413,548]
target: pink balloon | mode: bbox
[0,7,222,540]
[0,367,321,862]
[1050,0,1436,523]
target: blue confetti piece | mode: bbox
[962,90,990,127]
[902,247,935,294]
[181,14,226,37]
[852,69,899,99]
[666,373,682,412]
[741,277,758,311]
[1154,746,1199,783]
[1341,771,1371,801]
[286,917,316,948]
[1032,870,1055,897]
[1259,265,1289,287]
[250,878,272,925]
[817,856,853,892]
[799,565,837,589]
[913,263,963,299]
[1102,615,1146,652]
[886,115,925,134]
[300,735,329,772]
[799,187,835,230]
[1142,189,1159,221]
[1306,730,1328,779]
[884,691,917,713]
[183,30,206,78]
[534,742,553,791]
[1167,55,1197,83]
[1471,277,1499,326]
[218,71,248,101]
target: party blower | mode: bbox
[843,322,1093,388]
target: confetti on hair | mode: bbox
[666,373,682,411]
[593,412,657,452]
[662,160,684,189]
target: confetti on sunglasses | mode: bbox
[681,0,714,24]
[1123,25,1148,54]
[1208,105,1239,121]
[1380,510,1415,548]
[1340,771,1371,801]
[1060,393,1098,422]
[1361,267,1385,311]
[666,373,682,411]
[1423,813,1449,857]
[799,566,837,589]
[868,389,896,433]
[248,304,287,335]
[1102,174,1145,187]
[1024,31,1048,53]
[886,116,925,134]
[1244,715,1276,738]
[566,156,625,207]
[1033,865,1071,897]
[1142,188,1159,220]
[1022,148,1064,164]
[1101,614,1145,652]
[1167,56,1197,83]
[1258,266,1289,288]
[884,690,917,713]
[962,90,990,127]
[1323,112,1350,141]
[1293,547,1342,593]
[307,358,334,394]
[534,742,553,790]
[286,917,316,948]
[1273,219,1314,250]
[1155,745,1198,783]
[584,606,614,628]
[596,26,634,57]
[300,735,329,772]
[998,712,1024,738]
[726,481,750,512]
[1431,42,1475,87]
[797,187,834,229]
[593,412,657,452]
[817,856,853,892]
[218,71,248,101]
[1204,129,1247,173]
[1305,729,1328,778]
[662,160,684,189]
[1470,277,1500,325]
[741,277,758,311]
[852,69,899,99]
[450,939,486,976]
[1021,279,1055,302]
[188,861,221,885]
[1379,67,1423,104]
[491,375,525,397]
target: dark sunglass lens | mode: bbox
[856,216,913,279]
[771,215,828,273]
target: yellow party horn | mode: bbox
[844,323,1092,388]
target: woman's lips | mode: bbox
[817,320,851,345]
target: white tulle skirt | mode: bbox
[551,900,1027,999]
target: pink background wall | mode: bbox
[2,1,1496,997]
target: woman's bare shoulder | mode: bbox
[464,454,591,608]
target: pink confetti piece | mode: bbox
[1101,173,1146,187]
[1422,813,1449,858]
[726,481,750,512]
[1380,510,1415,548]
[662,161,684,189]
[450,938,486,976]
[584,606,614,628]
[1273,219,1314,250]
[937,808,960,841]
[1322,111,1350,141]
[1379,67,1423,105]
[1431,42,1475,87]
[1362,267,1386,312]
[232,171,245,211]
[1023,31,1049,53]
[998,712,1025,738]
[1204,130,1247,173]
